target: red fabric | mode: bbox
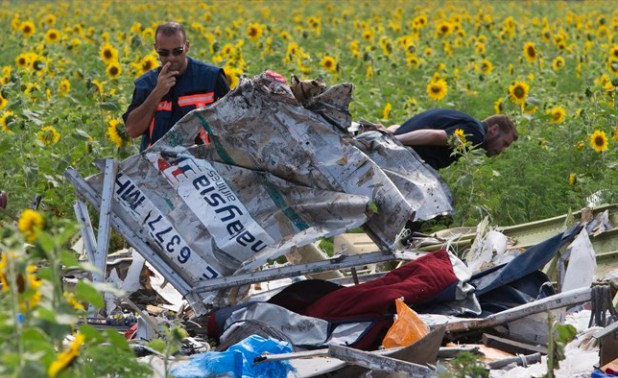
[124,323,137,340]
[303,249,458,320]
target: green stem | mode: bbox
[6,252,24,375]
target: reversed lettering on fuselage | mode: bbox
[114,172,220,280]
[147,152,274,259]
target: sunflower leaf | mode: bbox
[99,100,120,111]
[75,281,104,308]
[526,96,541,106]
[73,128,92,140]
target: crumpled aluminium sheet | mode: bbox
[85,71,454,301]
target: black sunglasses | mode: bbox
[156,46,185,57]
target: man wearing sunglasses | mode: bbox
[123,22,230,151]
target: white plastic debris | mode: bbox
[562,228,597,292]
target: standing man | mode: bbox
[389,109,518,170]
[123,22,230,151]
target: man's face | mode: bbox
[485,124,515,156]
[154,31,189,75]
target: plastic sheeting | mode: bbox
[84,71,454,307]
[169,335,294,378]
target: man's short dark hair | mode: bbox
[155,22,186,42]
[483,114,518,141]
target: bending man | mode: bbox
[390,108,518,170]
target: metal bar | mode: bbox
[446,287,592,333]
[487,353,542,370]
[254,348,330,363]
[93,159,117,283]
[328,344,433,377]
[482,333,547,355]
[437,346,480,358]
[73,200,98,265]
[189,250,412,294]
[256,341,477,365]
[350,267,359,285]
[64,167,207,315]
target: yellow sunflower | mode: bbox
[225,67,243,89]
[383,102,392,120]
[287,42,299,56]
[523,42,537,62]
[407,55,420,68]
[16,53,29,68]
[405,98,418,114]
[494,97,504,114]
[568,173,576,186]
[37,125,61,146]
[221,43,235,57]
[18,209,44,243]
[362,28,374,42]
[427,79,448,101]
[20,21,36,37]
[63,291,85,311]
[106,119,124,147]
[0,93,6,110]
[435,20,452,38]
[139,55,159,75]
[541,27,551,42]
[45,28,61,43]
[590,130,608,152]
[1,111,15,132]
[19,265,42,312]
[247,23,263,41]
[477,58,494,74]
[48,333,86,378]
[99,43,118,65]
[454,128,467,143]
[379,36,393,56]
[413,15,428,28]
[58,79,71,97]
[547,106,566,124]
[280,30,291,40]
[44,14,56,26]
[610,45,618,60]
[552,56,565,71]
[475,42,486,56]
[0,252,8,291]
[320,55,337,73]
[106,62,122,80]
[91,79,104,97]
[142,27,154,39]
[524,104,538,115]
[508,81,529,105]
[613,126,618,142]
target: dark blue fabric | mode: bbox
[123,57,228,151]
[476,270,555,315]
[394,109,486,169]
[470,224,581,296]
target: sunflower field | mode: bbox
[1,0,618,376]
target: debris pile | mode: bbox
[65,71,618,377]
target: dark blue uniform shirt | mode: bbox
[394,109,486,169]
[123,57,229,151]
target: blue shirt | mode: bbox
[394,109,486,169]
[123,57,229,151]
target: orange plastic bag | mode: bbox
[381,297,429,349]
